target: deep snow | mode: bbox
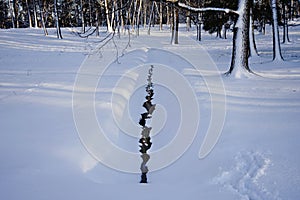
[0,25,300,200]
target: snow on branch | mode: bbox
[177,2,239,15]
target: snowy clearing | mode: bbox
[0,26,300,200]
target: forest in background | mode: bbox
[1,0,300,37]
[1,0,300,76]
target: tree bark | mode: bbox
[226,0,252,77]
[39,0,48,35]
[104,0,113,32]
[166,5,170,26]
[81,0,85,33]
[170,6,174,42]
[197,13,202,41]
[137,0,143,35]
[171,0,254,77]
[33,2,38,28]
[282,4,290,43]
[25,0,32,28]
[96,8,100,37]
[143,0,147,28]
[249,8,259,57]
[174,7,179,44]
[147,1,154,35]
[88,0,92,27]
[271,0,283,61]
[159,2,163,30]
[170,6,179,44]
[54,0,63,39]
[14,0,19,28]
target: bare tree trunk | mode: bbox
[125,1,131,29]
[197,23,201,41]
[222,24,228,39]
[11,0,19,28]
[170,6,174,42]
[262,16,266,35]
[170,6,179,44]
[54,0,62,39]
[282,4,291,43]
[147,1,154,35]
[186,14,191,31]
[137,0,143,35]
[226,0,251,77]
[111,0,116,30]
[81,0,85,33]
[143,0,147,28]
[166,5,170,26]
[159,2,163,30]
[271,0,283,61]
[104,0,113,32]
[174,7,179,44]
[89,0,92,27]
[39,0,48,35]
[14,0,19,28]
[96,8,99,37]
[131,0,137,31]
[26,0,32,28]
[33,2,38,28]
[197,13,202,41]
[249,8,259,57]
[114,0,120,36]
[120,0,125,33]
[185,0,191,31]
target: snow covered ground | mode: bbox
[0,25,300,200]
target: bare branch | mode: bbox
[162,0,239,15]
[177,2,239,15]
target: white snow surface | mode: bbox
[0,26,300,200]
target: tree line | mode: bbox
[1,0,300,76]
[1,0,299,33]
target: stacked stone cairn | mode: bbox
[138,65,155,183]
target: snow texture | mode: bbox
[0,24,300,200]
